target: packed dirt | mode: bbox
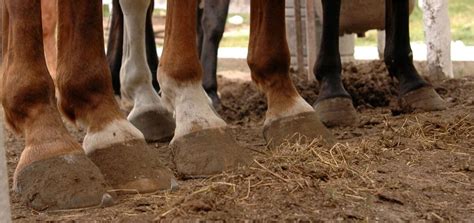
[6,60,474,222]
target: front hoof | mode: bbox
[128,106,175,142]
[88,140,177,193]
[399,86,447,112]
[314,97,358,127]
[171,128,251,178]
[263,112,334,148]
[15,154,112,211]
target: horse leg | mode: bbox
[247,0,333,146]
[158,0,250,178]
[56,0,175,193]
[119,0,175,142]
[312,0,358,127]
[41,0,57,80]
[2,0,111,210]
[107,0,159,96]
[384,0,446,111]
[199,0,230,108]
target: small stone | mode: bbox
[466,97,474,106]
[101,193,114,207]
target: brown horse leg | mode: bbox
[56,0,175,193]
[247,0,333,146]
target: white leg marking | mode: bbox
[264,94,314,126]
[83,119,145,155]
[158,74,226,141]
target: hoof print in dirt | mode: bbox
[15,154,112,211]
[314,97,359,127]
[171,128,251,178]
[88,140,177,193]
[399,86,447,113]
[263,112,335,148]
[128,106,175,142]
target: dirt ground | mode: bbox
[6,60,474,222]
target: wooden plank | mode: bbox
[305,0,317,80]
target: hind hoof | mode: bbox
[15,154,113,211]
[128,105,175,142]
[400,86,447,112]
[314,97,358,127]
[88,140,177,193]
[171,128,251,178]
[263,112,334,147]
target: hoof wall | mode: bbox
[263,112,334,147]
[171,128,251,178]
[15,154,112,211]
[314,97,358,127]
[400,87,447,112]
[88,140,177,193]
[128,107,175,142]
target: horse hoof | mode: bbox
[128,105,175,142]
[88,140,177,193]
[400,86,447,112]
[171,128,251,178]
[263,112,335,147]
[15,154,113,211]
[314,97,358,127]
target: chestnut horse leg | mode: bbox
[384,0,446,111]
[56,0,175,193]
[159,0,250,178]
[1,0,111,210]
[41,0,57,80]
[312,0,358,127]
[119,0,174,142]
[247,0,333,146]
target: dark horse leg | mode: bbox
[197,0,230,108]
[313,0,358,127]
[313,0,446,127]
[106,0,159,96]
[384,0,446,111]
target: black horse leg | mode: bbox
[384,0,446,111]
[106,0,124,96]
[199,0,230,108]
[384,0,426,94]
[313,0,357,127]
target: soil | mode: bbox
[6,60,474,222]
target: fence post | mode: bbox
[294,0,306,77]
[422,0,453,78]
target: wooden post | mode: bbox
[305,0,319,81]
[422,0,453,78]
[294,0,305,77]
[377,30,386,59]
